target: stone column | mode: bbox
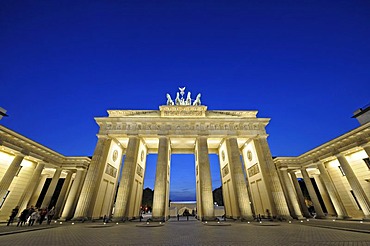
[60,169,87,220]
[41,168,62,208]
[196,136,215,221]
[0,153,26,201]
[17,162,45,212]
[312,174,335,216]
[300,168,325,218]
[280,169,304,219]
[152,137,170,221]
[226,138,253,220]
[253,137,291,219]
[29,174,48,207]
[73,137,111,220]
[289,171,311,218]
[113,136,140,221]
[336,153,370,219]
[54,171,73,218]
[317,162,347,219]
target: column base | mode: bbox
[240,216,254,222]
[111,217,128,222]
[151,216,166,222]
[200,216,216,221]
[71,216,90,222]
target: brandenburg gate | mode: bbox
[72,88,291,221]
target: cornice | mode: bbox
[0,125,91,168]
[274,122,370,167]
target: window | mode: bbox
[350,190,362,210]
[0,190,10,208]
[338,166,346,176]
[363,158,370,169]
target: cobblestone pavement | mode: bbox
[0,219,370,246]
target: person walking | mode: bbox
[47,207,55,225]
[39,207,48,224]
[7,206,19,226]
[29,209,40,226]
[17,207,29,227]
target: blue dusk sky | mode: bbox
[1,1,370,201]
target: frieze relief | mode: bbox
[100,121,266,135]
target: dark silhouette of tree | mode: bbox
[141,187,153,213]
[212,186,224,206]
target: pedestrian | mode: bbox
[29,209,40,226]
[177,214,180,221]
[39,207,48,225]
[17,207,29,227]
[7,206,19,226]
[47,206,55,225]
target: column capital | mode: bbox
[360,142,370,149]
[334,152,345,158]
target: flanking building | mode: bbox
[0,125,90,222]
[274,105,370,220]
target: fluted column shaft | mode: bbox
[317,163,348,218]
[196,136,215,220]
[41,168,62,208]
[313,174,335,216]
[60,169,87,220]
[337,154,370,218]
[0,154,25,201]
[280,169,304,219]
[254,137,291,219]
[226,138,253,220]
[17,162,45,212]
[54,171,73,218]
[113,137,140,220]
[300,168,325,218]
[152,137,170,220]
[289,171,311,218]
[73,137,111,220]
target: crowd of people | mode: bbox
[6,205,55,226]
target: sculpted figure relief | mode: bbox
[186,92,192,105]
[175,92,181,105]
[166,87,201,106]
[166,93,174,105]
[193,93,201,106]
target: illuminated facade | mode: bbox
[1,93,368,222]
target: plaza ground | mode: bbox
[0,218,369,246]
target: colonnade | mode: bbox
[0,154,88,222]
[276,143,370,220]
